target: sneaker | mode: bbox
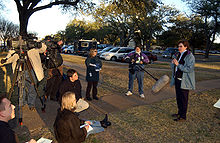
[140,94,145,98]
[125,91,132,96]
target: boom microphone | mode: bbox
[137,65,170,93]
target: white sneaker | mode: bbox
[125,91,132,96]
[140,94,145,98]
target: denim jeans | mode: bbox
[22,70,37,108]
[86,120,105,137]
[128,70,144,95]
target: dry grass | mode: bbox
[85,89,220,143]
[195,62,220,70]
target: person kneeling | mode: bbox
[59,69,89,113]
[53,92,111,143]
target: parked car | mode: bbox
[142,51,158,63]
[162,47,178,58]
[152,49,163,54]
[61,45,69,53]
[63,45,75,54]
[97,46,114,58]
[195,49,203,53]
[97,44,112,51]
[121,51,157,64]
[209,50,220,54]
[75,40,97,56]
[100,47,134,61]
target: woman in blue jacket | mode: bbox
[171,40,195,122]
[85,48,102,101]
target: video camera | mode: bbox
[44,36,59,49]
[10,35,42,51]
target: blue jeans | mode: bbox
[128,71,144,94]
[86,120,105,137]
[22,70,37,108]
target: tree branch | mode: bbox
[29,0,41,10]
[14,0,22,13]
[31,0,80,14]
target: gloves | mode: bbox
[1,59,7,64]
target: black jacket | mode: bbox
[53,109,87,143]
[85,56,102,82]
[59,79,82,102]
[0,121,19,143]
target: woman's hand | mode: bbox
[85,125,89,131]
[172,58,179,66]
[131,59,135,63]
[28,139,37,143]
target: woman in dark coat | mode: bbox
[85,48,102,101]
[53,92,111,143]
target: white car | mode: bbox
[63,45,75,54]
[209,50,220,54]
[100,47,134,61]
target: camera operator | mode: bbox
[43,36,64,101]
[124,45,149,99]
[0,36,47,111]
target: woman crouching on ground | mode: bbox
[53,92,111,143]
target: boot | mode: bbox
[100,114,111,128]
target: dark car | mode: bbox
[142,51,158,63]
[162,47,178,58]
[121,51,157,64]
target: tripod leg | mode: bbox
[8,60,21,100]
[18,70,25,125]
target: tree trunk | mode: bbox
[18,8,32,36]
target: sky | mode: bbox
[1,0,219,43]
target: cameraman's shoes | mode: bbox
[93,96,99,100]
[29,107,36,111]
[86,97,92,101]
[140,94,145,98]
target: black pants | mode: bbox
[86,81,98,98]
[175,78,189,119]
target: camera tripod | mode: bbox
[7,51,46,125]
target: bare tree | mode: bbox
[0,17,19,49]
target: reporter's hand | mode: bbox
[85,121,91,125]
[140,61,143,64]
[57,40,63,46]
[131,59,135,63]
[28,139,37,143]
